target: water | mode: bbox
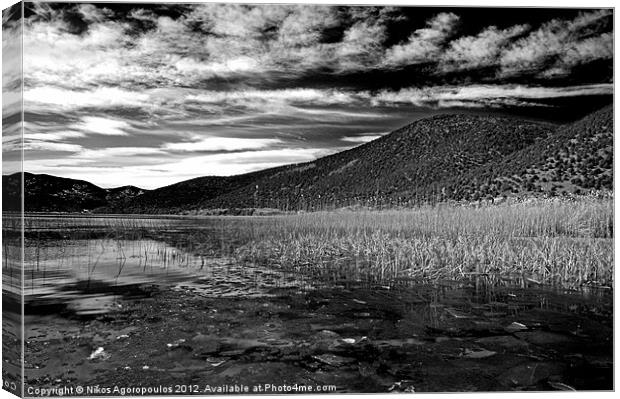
[2,215,614,393]
[19,238,310,315]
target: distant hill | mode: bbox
[2,173,144,212]
[3,105,613,213]
[117,169,277,214]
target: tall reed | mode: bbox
[232,197,613,289]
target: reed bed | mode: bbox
[4,196,613,290]
[233,197,613,289]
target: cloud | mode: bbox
[73,147,165,161]
[440,25,530,72]
[500,10,612,78]
[24,146,168,175]
[2,90,22,121]
[186,3,289,39]
[371,83,613,108]
[276,5,340,47]
[172,55,259,75]
[384,12,460,66]
[24,86,152,111]
[336,20,387,71]
[186,88,358,106]
[22,141,83,153]
[20,3,349,91]
[23,16,129,87]
[287,107,384,120]
[341,135,383,143]
[73,116,132,136]
[24,86,367,117]
[24,131,85,141]
[2,7,22,120]
[544,32,613,78]
[76,3,114,23]
[20,4,613,94]
[163,137,283,152]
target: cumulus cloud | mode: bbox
[500,10,612,78]
[23,16,130,87]
[544,32,614,78]
[20,5,613,91]
[440,25,530,72]
[336,20,387,71]
[384,12,460,66]
[276,5,339,47]
[76,3,114,23]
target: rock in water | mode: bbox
[166,338,186,349]
[505,322,528,333]
[88,347,110,361]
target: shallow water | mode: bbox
[2,215,614,393]
[19,238,311,315]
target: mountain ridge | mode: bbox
[2,172,145,212]
[2,105,612,213]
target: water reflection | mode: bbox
[15,238,311,315]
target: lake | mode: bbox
[2,213,613,393]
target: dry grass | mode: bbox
[233,197,613,289]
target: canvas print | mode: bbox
[1,1,614,396]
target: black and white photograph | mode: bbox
[1,0,615,396]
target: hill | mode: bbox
[2,173,145,212]
[117,168,277,214]
[196,114,556,210]
[3,105,613,213]
[440,105,613,201]
[189,105,613,210]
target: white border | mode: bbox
[0,2,616,399]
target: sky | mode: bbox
[2,2,614,189]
